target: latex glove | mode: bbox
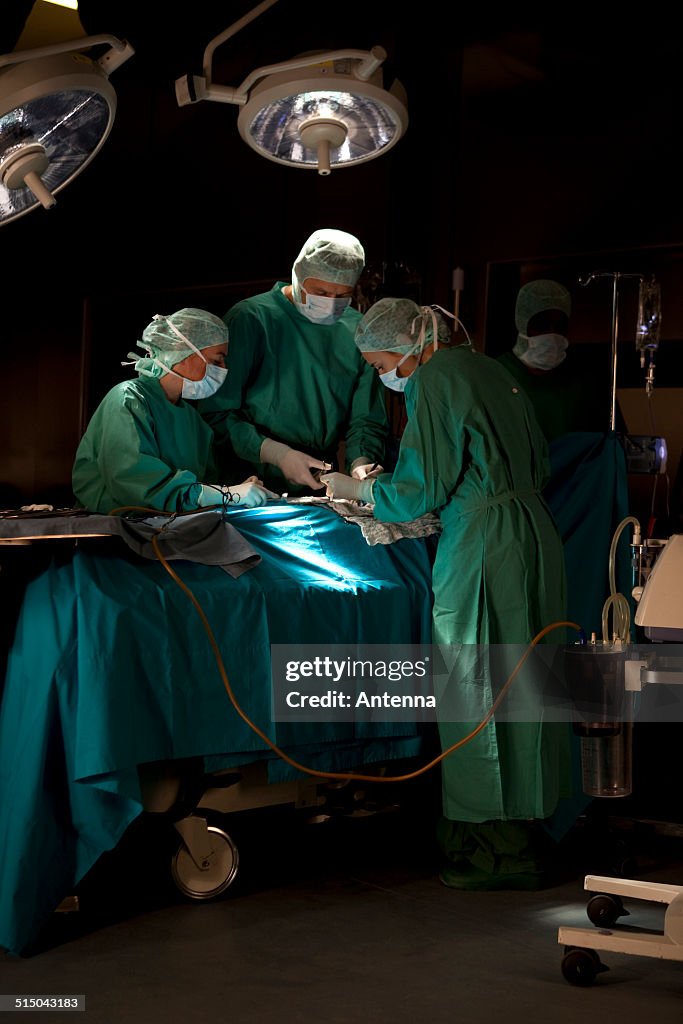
[320,472,375,503]
[351,461,385,481]
[227,476,280,508]
[198,477,278,509]
[260,438,328,489]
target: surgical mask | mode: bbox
[149,357,228,399]
[518,333,568,371]
[180,362,228,399]
[379,348,417,392]
[295,291,351,325]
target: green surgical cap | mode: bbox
[355,297,450,354]
[293,228,365,288]
[132,307,228,377]
[514,280,572,335]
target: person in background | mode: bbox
[72,308,276,514]
[321,297,570,890]
[496,279,605,440]
[198,229,388,495]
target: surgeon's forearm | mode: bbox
[343,376,388,468]
[218,412,267,464]
[106,472,207,514]
[344,412,388,467]
[371,479,434,523]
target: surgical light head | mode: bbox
[291,228,365,302]
[354,297,449,354]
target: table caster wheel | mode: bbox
[171,825,239,900]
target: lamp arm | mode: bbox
[203,0,281,84]
[0,35,134,74]
[230,48,387,102]
[97,39,135,75]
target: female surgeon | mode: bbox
[73,308,277,514]
[321,298,570,890]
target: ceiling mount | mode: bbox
[0,34,134,226]
[175,0,408,175]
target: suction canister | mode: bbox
[563,640,633,798]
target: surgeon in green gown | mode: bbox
[496,279,605,441]
[73,308,277,514]
[198,228,388,496]
[321,298,571,889]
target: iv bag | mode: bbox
[635,276,661,353]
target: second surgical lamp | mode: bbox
[0,34,134,225]
[175,0,408,176]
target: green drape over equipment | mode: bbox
[546,431,632,636]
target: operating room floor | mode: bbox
[2,798,683,1024]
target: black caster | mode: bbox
[586,892,629,927]
[561,946,607,987]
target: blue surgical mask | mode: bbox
[153,357,228,399]
[295,291,351,325]
[519,333,568,371]
[181,362,228,400]
[379,367,409,392]
[379,348,416,392]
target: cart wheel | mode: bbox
[561,947,601,987]
[586,892,625,927]
[171,825,239,900]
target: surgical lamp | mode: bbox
[175,0,408,176]
[0,34,134,225]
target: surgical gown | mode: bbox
[72,376,216,513]
[496,350,607,441]
[198,284,388,494]
[371,347,568,822]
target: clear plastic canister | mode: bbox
[580,721,633,798]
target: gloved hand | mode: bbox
[351,460,385,481]
[198,477,278,509]
[226,476,279,508]
[260,438,328,489]
[320,472,375,503]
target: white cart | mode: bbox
[558,874,683,986]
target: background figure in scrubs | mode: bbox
[198,228,388,496]
[496,279,605,440]
[322,298,570,890]
[73,308,277,514]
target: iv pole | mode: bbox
[578,271,643,432]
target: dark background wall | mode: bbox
[2,2,683,522]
